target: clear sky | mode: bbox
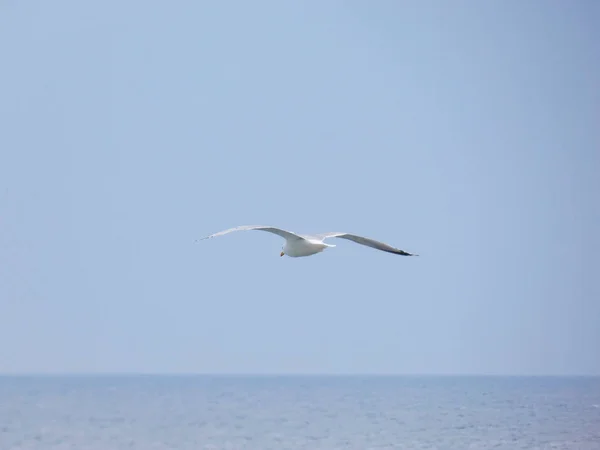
[1,0,598,375]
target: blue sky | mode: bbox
[0,0,598,375]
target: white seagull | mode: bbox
[199,225,418,258]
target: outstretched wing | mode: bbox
[198,225,306,242]
[317,232,418,256]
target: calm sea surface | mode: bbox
[1,375,599,449]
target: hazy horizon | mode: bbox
[2,372,599,378]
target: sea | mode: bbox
[1,375,599,449]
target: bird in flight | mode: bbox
[199,225,418,258]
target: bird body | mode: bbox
[199,225,417,258]
[282,238,333,257]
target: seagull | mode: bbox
[198,225,418,258]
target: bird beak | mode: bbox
[280,251,285,257]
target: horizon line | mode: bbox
[1,372,599,378]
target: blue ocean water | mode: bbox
[1,375,599,449]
